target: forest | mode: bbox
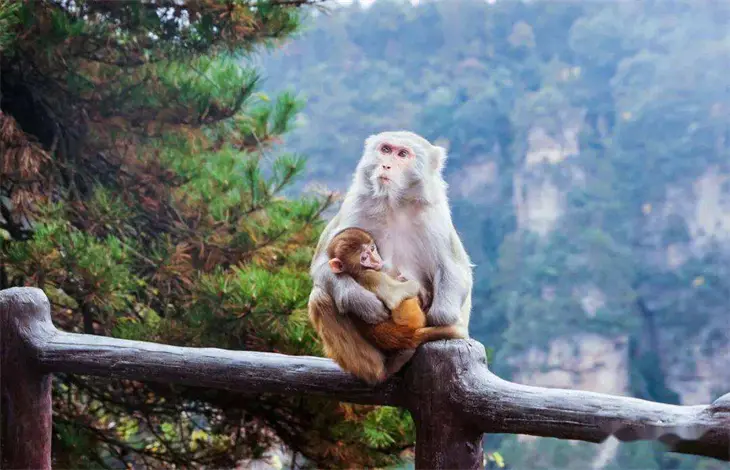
[260,0,730,468]
[1,0,729,469]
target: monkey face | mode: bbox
[359,241,383,270]
[370,141,416,192]
[359,131,447,201]
[327,228,383,274]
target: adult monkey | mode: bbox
[308,130,473,383]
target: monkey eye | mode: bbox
[380,144,392,154]
[397,149,409,158]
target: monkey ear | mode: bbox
[365,134,378,150]
[431,145,447,172]
[328,258,344,273]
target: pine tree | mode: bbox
[0,1,414,467]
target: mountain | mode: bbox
[257,0,730,468]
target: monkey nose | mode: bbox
[382,164,391,170]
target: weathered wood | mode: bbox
[0,287,53,470]
[6,288,404,407]
[38,329,405,405]
[406,341,484,469]
[446,340,730,461]
[3,286,730,469]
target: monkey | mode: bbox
[326,227,464,355]
[307,130,473,384]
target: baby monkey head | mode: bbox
[327,228,383,276]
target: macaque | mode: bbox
[308,131,473,384]
[327,228,463,356]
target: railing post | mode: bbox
[406,341,485,469]
[1,287,53,470]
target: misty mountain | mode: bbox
[258,1,730,468]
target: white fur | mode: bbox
[311,130,473,332]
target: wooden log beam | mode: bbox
[436,340,730,461]
[3,287,730,468]
[406,339,485,469]
[4,287,404,407]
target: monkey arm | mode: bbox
[311,254,390,324]
[310,214,390,324]
[310,212,390,324]
[427,231,473,327]
[335,274,391,324]
[369,272,421,311]
[379,262,428,307]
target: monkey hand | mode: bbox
[331,271,390,324]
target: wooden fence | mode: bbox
[2,287,729,469]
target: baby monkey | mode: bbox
[327,228,464,374]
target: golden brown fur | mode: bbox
[317,228,463,381]
[354,297,462,350]
[307,286,387,384]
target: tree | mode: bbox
[0,1,414,467]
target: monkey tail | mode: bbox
[307,286,387,385]
[413,325,465,344]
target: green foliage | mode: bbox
[1,1,414,468]
[0,0,19,51]
[361,407,415,449]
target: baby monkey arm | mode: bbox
[363,270,422,311]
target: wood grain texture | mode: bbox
[2,286,730,469]
[440,339,730,461]
[406,339,485,469]
[2,287,403,406]
[38,329,405,406]
[1,287,53,470]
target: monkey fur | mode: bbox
[308,130,474,384]
[327,227,464,352]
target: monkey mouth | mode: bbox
[377,176,390,183]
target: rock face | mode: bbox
[635,166,730,406]
[642,167,730,267]
[662,321,730,406]
[515,174,564,237]
[509,334,630,465]
[511,333,630,397]
[506,118,730,468]
[514,117,582,236]
[450,156,498,203]
[690,168,730,246]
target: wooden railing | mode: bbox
[2,286,729,469]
